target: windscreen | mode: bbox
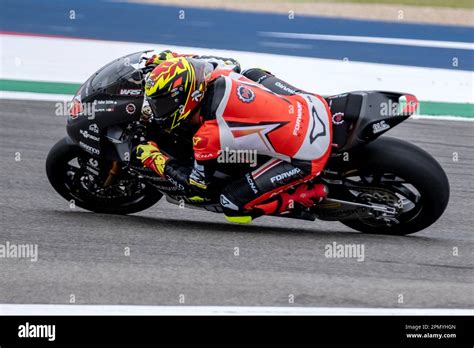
[90,51,145,90]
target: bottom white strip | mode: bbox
[0,91,73,101]
[0,304,472,316]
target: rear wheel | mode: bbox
[337,137,450,235]
[46,137,162,214]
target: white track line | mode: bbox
[0,91,72,101]
[0,304,472,316]
[2,33,473,103]
[259,32,474,50]
[260,41,313,50]
[411,114,474,121]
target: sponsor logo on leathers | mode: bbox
[245,173,259,194]
[195,152,215,160]
[270,167,302,184]
[236,85,256,103]
[292,101,304,136]
[275,81,296,94]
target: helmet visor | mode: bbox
[148,92,181,126]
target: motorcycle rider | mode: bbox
[136,50,332,223]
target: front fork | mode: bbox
[104,161,120,187]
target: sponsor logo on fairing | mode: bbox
[86,158,100,175]
[153,184,184,192]
[88,158,99,167]
[126,103,137,115]
[270,167,302,184]
[119,88,142,96]
[68,97,82,119]
[332,112,344,125]
[86,166,99,175]
[372,120,390,134]
[327,93,348,100]
[166,175,186,191]
[80,129,100,142]
[79,141,100,155]
[64,100,96,120]
[89,123,99,134]
[236,85,256,103]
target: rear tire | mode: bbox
[340,137,449,235]
[46,137,162,215]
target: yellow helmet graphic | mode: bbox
[145,57,211,130]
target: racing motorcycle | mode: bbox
[46,51,450,235]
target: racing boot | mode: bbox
[224,183,328,224]
[254,183,328,216]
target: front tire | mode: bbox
[339,137,450,235]
[46,137,162,215]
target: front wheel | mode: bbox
[46,137,162,214]
[337,137,450,235]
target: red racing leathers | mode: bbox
[188,68,333,216]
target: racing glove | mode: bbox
[197,55,241,73]
[136,141,170,176]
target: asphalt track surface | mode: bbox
[0,99,473,308]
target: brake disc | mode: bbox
[356,188,403,221]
